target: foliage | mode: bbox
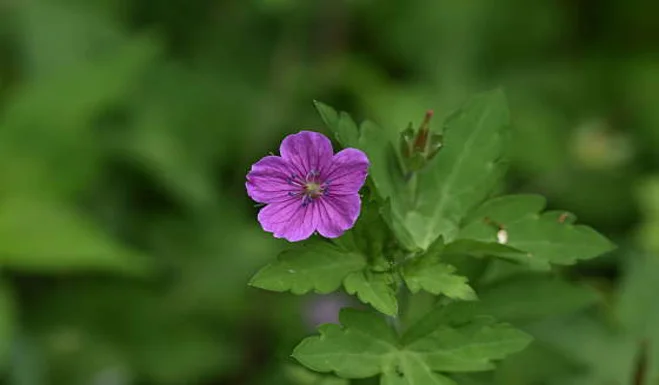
[249,92,614,384]
[0,0,656,384]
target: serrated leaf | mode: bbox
[250,239,366,295]
[403,260,476,300]
[406,89,510,249]
[405,316,530,372]
[457,194,615,266]
[315,91,510,251]
[293,308,531,385]
[343,271,397,316]
[402,240,476,300]
[294,309,397,378]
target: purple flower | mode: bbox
[246,131,369,242]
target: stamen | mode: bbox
[287,173,305,187]
[305,169,321,183]
[301,195,314,207]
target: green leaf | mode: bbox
[343,271,398,316]
[457,194,615,266]
[402,239,476,300]
[526,312,636,385]
[293,308,531,384]
[404,316,530,372]
[322,91,510,251]
[358,120,405,209]
[444,240,550,270]
[294,309,397,378]
[284,364,349,385]
[336,199,391,269]
[406,89,510,249]
[0,197,150,274]
[314,101,360,148]
[474,274,600,323]
[403,260,476,300]
[381,358,457,385]
[250,239,366,295]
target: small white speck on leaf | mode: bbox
[288,269,296,273]
[497,229,509,244]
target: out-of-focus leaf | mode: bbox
[0,279,16,372]
[527,313,637,385]
[636,176,659,253]
[474,274,600,323]
[18,1,125,77]
[0,34,159,199]
[29,282,237,385]
[0,197,150,274]
[617,254,659,383]
[491,343,581,385]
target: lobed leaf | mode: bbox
[408,89,510,249]
[343,271,398,316]
[316,90,510,251]
[293,308,531,385]
[457,194,615,266]
[402,239,476,300]
[249,239,366,295]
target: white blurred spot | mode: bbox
[497,229,508,245]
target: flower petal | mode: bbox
[257,199,318,242]
[324,148,369,195]
[316,194,361,238]
[246,156,298,203]
[279,131,334,176]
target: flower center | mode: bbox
[304,182,324,198]
[286,169,331,206]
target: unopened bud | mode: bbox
[413,110,434,152]
[400,122,415,159]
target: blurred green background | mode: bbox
[0,0,658,384]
